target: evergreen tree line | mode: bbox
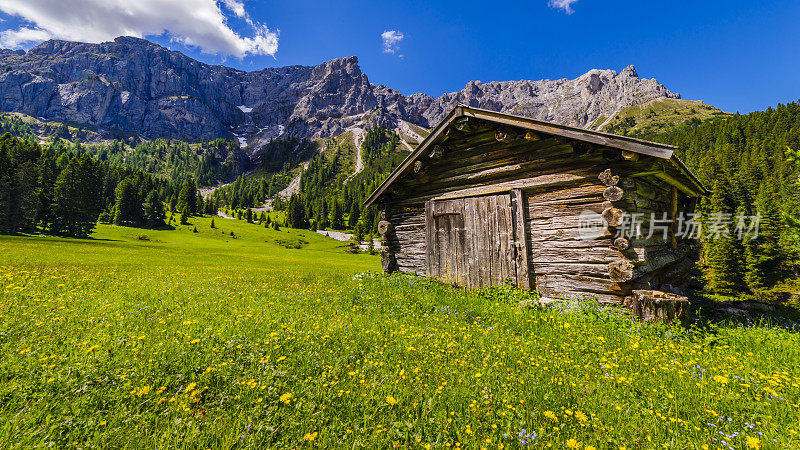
[74,137,249,188]
[0,114,37,141]
[281,127,406,236]
[215,129,403,236]
[0,117,252,189]
[211,138,318,210]
[0,133,208,237]
[638,102,800,295]
[211,168,291,211]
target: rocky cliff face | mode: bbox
[0,36,679,145]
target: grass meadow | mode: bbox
[1,215,800,449]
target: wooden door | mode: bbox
[426,192,530,289]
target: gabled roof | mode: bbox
[364,104,707,207]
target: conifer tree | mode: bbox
[348,202,360,229]
[331,200,344,230]
[34,152,58,229]
[49,155,103,237]
[286,194,308,229]
[745,180,786,290]
[704,180,744,294]
[113,178,142,226]
[176,178,197,217]
[142,190,165,228]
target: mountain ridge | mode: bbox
[0,36,684,147]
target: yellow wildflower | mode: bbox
[746,436,762,449]
[303,431,318,441]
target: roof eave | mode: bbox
[364,104,707,207]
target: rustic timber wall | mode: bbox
[384,205,426,276]
[378,121,699,303]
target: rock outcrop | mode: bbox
[0,36,680,145]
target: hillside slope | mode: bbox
[593,98,729,136]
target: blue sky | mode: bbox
[1,0,799,113]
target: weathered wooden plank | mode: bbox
[453,198,467,285]
[405,156,605,196]
[487,195,498,285]
[634,242,691,277]
[503,193,516,283]
[530,245,621,264]
[423,173,595,203]
[512,189,531,289]
[526,183,607,204]
[478,194,490,287]
[524,226,615,242]
[536,273,628,296]
[527,200,612,219]
[418,139,572,179]
[424,200,434,278]
[533,262,610,277]
[464,196,477,288]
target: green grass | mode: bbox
[600,98,730,136]
[1,219,799,448]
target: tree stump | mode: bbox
[624,290,691,326]
[381,248,397,273]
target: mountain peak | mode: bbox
[0,36,683,142]
[311,55,362,78]
[113,36,157,46]
[620,65,638,78]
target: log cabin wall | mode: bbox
[376,116,703,303]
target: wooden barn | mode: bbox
[364,105,708,303]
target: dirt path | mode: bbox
[277,158,311,200]
[316,230,380,251]
[344,128,365,183]
[398,120,424,143]
[399,138,415,152]
[199,170,254,199]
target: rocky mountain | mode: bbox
[0,36,682,147]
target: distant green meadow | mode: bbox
[1,216,799,448]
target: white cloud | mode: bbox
[0,0,279,58]
[548,0,578,14]
[381,30,404,57]
[0,26,51,47]
[222,0,246,18]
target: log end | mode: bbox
[609,258,635,282]
[601,207,625,227]
[377,220,394,236]
[599,168,620,186]
[603,186,625,202]
[613,237,630,251]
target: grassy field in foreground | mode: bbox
[1,218,799,449]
